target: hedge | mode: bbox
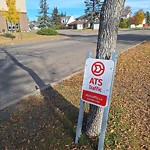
[37,28,58,35]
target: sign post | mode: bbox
[75,51,117,150]
[75,51,92,144]
[98,52,118,150]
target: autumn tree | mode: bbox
[134,9,145,25]
[86,0,125,137]
[0,0,20,31]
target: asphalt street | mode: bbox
[0,29,150,109]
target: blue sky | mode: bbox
[26,0,150,21]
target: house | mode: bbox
[121,10,132,19]
[135,18,147,28]
[121,12,131,19]
[68,20,84,30]
[75,14,90,28]
[61,16,75,27]
[75,14,100,29]
[0,0,29,32]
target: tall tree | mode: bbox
[0,0,20,30]
[51,7,61,25]
[60,12,66,17]
[86,0,125,137]
[145,11,150,25]
[84,0,103,29]
[38,0,50,28]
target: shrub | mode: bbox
[119,21,127,28]
[51,25,71,30]
[126,20,132,28]
[37,28,58,35]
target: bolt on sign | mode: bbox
[81,58,115,107]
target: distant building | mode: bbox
[121,10,132,19]
[76,14,90,29]
[61,16,75,27]
[69,14,100,30]
[0,0,29,32]
[68,20,84,30]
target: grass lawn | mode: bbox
[0,32,67,45]
[0,41,149,150]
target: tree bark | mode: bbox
[86,0,125,137]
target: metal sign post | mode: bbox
[98,52,118,150]
[75,51,92,144]
[75,51,118,150]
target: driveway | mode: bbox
[0,29,150,109]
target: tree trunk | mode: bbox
[86,0,125,137]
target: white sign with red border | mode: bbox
[81,58,115,107]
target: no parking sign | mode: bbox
[81,58,115,107]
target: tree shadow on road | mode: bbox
[0,47,97,149]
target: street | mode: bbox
[0,29,150,109]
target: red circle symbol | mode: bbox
[91,61,105,76]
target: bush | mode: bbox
[37,28,58,35]
[51,25,71,30]
[126,20,132,28]
[119,21,127,28]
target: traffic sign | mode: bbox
[81,58,115,107]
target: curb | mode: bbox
[1,39,149,111]
[0,69,84,111]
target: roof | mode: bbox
[61,16,71,20]
[76,14,87,20]
[68,20,83,25]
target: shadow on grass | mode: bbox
[2,33,15,40]
[0,47,98,149]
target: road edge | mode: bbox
[0,39,149,110]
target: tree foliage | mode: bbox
[145,11,150,25]
[84,0,103,29]
[37,28,58,35]
[51,7,61,26]
[38,0,50,28]
[134,9,145,25]
[119,18,127,28]
[60,12,66,17]
[0,0,20,25]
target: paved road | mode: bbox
[0,29,150,109]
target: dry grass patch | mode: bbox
[0,32,68,45]
[0,41,149,149]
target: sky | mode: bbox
[26,0,150,21]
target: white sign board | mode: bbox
[81,58,115,107]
